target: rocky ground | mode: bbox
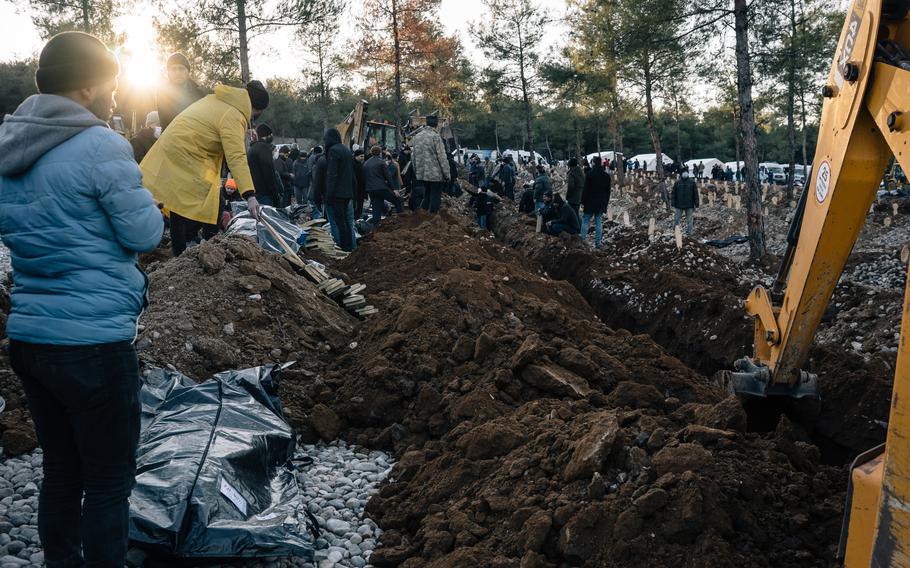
[0,170,906,567]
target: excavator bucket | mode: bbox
[718,357,819,399]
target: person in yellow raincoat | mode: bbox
[140,81,269,256]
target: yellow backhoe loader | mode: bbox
[725,0,910,562]
[336,102,457,151]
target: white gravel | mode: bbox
[0,441,392,568]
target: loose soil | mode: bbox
[0,179,900,567]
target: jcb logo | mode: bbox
[835,0,865,88]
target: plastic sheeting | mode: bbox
[225,203,307,255]
[130,364,314,559]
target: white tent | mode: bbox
[585,151,622,163]
[629,153,672,172]
[684,158,723,174]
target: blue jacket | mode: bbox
[0,94,163,345]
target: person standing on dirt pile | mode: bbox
[386,149,403,193]
[275,145,295,207]
[352,148,367,220]
[470,157,485,188]
[483,156,495,188]
[364,145,403,226]
[305,145,324,218]
[142,80,267,256]
[581,155,611,249]
[130,110,160,163]
[411,114,451,214]
[156,53,206,131]
[500,156,516,200]
[566,157,584,215]
[322,127,357,251]
[0,32,164,568]
[473,186,495,229]
[533,164,552,213]
[247,123,282,208]
[293,149,308,205]
[542,192,581,236]
[672,171,699,236]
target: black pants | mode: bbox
[326,198,355,252]
[369,189,403,226]
[9,340,141,568]
[170,212,217,257]
[409,182,425,211]
[419,181,445,213]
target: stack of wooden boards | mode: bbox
[300,219,348,259]
[302,262,377,318]
[257,215,375,318]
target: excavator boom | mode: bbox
[731,0,910,562]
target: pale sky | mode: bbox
[0,0,570,81]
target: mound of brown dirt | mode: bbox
[490,202,892,456]
[283,212,845,567]
[136,235,356,379]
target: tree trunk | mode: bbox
[674,94,682,164]
[596,116,601,154]
[785,0,797,200]
[800,85,808,182]
[733,105,740,176]
[392,0,403,150]
[643,62,668,208]
[517,27,534,152]
[734,0,766,259]
[81,0,91,33]
[237,0,250,83]
[494,120,500,153]
[574,114,582,158]
[317,35,329,130]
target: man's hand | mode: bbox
[246,195,261,220]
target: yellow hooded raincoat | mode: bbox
[140,84,255,224]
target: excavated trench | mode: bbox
[487,202,892,465]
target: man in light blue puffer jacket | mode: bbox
[0,31,162,568]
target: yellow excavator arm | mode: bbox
[731,0,910,563]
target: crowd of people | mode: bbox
[0,30,712,568]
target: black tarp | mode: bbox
[129,364,313,559]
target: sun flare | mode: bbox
[115,5,162,90]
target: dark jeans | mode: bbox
[419,181,445,213]
[170,212,217,257]
[409,183,425,211]
[257,194,275,207]
[326,198,355,252]
[477,214,488,229]
[505,181,515,200]
[369,189,403,226]
[9,340,141,568]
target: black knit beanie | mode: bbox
[35,31,120,94]
[256,123,273,138]
[167,53,191,70]
[246,80,270,111]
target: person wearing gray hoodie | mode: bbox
[0,32,163,568]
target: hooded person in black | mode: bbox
[247,123,281,206]
[322,127,356,251]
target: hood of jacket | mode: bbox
[0,94,108,176]
[213,84,251,120]
[323,127,342,149]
